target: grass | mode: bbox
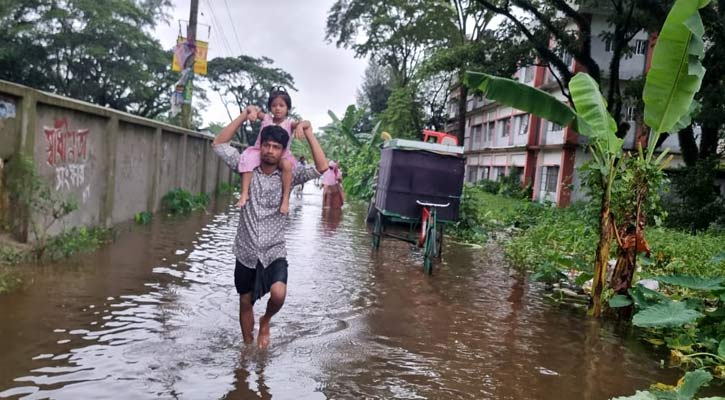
[450,184,725,280]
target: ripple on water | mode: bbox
[0,188,696,399]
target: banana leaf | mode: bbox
[569,73,622,155]
[643,0,710,135]
[464,71,576,128]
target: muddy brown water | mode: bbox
[0,186,691,399]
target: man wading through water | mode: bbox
[213,109,328,348]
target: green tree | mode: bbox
[379,86,424,138]
[326,0,454,87]
[0,0,175,119]
[206,55,296,113]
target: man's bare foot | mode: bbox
[258,316,271,349]
[279,201,289,214]
[237,193,248,208]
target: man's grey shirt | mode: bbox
[213,142,321,269]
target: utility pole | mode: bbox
[181,0,199,129]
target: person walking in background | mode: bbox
[295,156,307,198]
[321,160,344,209]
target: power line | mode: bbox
[203,0,236,57]
[222,0,244,55]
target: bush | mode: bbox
[665,158,725,232]
[43,226,111,261]
[161,189,209,214]
[134,211,152,225]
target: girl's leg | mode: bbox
[279,159,292,214]
[237,171,252,208]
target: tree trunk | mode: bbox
[590,190,613,317]
[699,123,720,160]
[678,125,699,167]
[607,37,624,135]
[457,69,468,146]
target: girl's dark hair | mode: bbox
[268,86,292,110]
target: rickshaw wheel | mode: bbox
[424,225,436,275]
[372,211,382,250]
[436,225,444,259]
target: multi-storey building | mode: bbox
[450,13,685,206]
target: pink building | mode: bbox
[450,14,685,206]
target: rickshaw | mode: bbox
[368,132,465,274]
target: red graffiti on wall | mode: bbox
[44,118,89,166]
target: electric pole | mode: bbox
[181,0,199,129]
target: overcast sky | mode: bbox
[152,0,368,130]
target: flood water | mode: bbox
[0,186,687,399]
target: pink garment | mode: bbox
[238,114,297,173]
[322,166,342,186]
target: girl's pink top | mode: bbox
[238,114,296,173]
[322,166,342,186]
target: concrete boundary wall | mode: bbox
[0,80,234,241]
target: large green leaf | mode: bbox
[610,391,658,400]
[718,339,725,358]
[465,71,576,127]
[643,0,710,134]
[630,284,670,309]
[676,369,713,400]
[632,301,703,328]
[569,73,622,154]
[653,275,725,291]
[609,294,633,308]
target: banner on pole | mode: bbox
[172,37,208,76]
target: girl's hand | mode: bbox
[293,123,305,139]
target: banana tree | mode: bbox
[610,0,710,302]
[464,0,709,317]
[323,105,390,199]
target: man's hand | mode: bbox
[293,123,305,139]
[294,120,311,139]
[245,105,259,122]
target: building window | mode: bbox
[549,121,563,132]
[467,166,478,183]
[524,65,534,82]
[515,114,529,135]
[492,166,506,181]
[472,124,483,147]
[625,105,636,121]
[479,166,490,181]
[541,166,560,193]
[486,121,495,142]
[634,39,648,55]
[500,117,511,137]
[512,166,525,183]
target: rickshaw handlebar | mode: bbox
[416,200,450,208]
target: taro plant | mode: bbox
[464,0,709,317]
[610,274,725,376]
[611,369,724,400]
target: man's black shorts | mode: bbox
[235,258,288,304]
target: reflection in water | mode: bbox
[0,186,691,399]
